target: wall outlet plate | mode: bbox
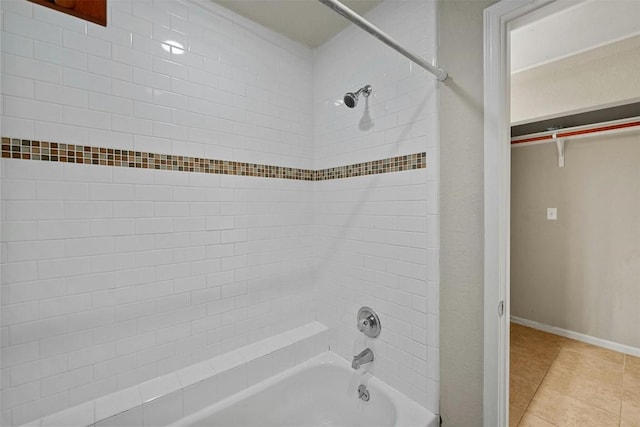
[547,208,557,220]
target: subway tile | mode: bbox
[90,219,136,238]
[6,240,64,262]
[133,67,170,90]
[88,56,133,82]
[38,255,92,278]
[4,96,62,123]
[65,237,114,257]
[40,401,94,427]
[63,29,111,58]
[3,53,62,84]
[96,403,143,427]
[69,377,117,407]
[63,201,113,219]
[39,293,93,318]
[115,300,156,323]
[152,57,188,80]
[41,366,93,396]
[89,92,134,116]
[142,390,183,426]
[2,74,35,99]
[66,308,114,334]
[1,30,35,57]
[9,390,68,426]
[36,181,89,200]
[1,261,39,284]
[110,8,153,37]
[63,67,111,94]
[68,342,117,370]
[0,180,36,201]
[1,342,39,369]
[1,301,39,325]
[111,168,155,185]
[34,121,89,145]
[0,380,41,410]
[87,21,132,48]
[87,129,135,150]
[111,113,153,135]
[34,40,87,70]
[93,354,137,381]
[123,271,163,292]
[3,11,62,44]
[35,81,88,108]
[0,117,35,140]
[90,183,135,201]
[62,105,111,130]
[7,278,66,304]
[112,44,153,70]
[117,363,158,390]
[32,1,87,33]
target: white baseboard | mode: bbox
[510,316,640,357]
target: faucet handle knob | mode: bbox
[358,316,372,332]
[357,307,381,338]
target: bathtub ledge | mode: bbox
[26,321,328,427]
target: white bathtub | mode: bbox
[171,351,438,427]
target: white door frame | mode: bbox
[483,0,557,425]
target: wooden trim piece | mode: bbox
[28,0,107,27]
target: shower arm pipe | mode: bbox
[317,0,448,82]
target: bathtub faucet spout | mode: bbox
[352,348,374,369]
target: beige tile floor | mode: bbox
[510,323,640,427]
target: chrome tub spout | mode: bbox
[352,348,374,369]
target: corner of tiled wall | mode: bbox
[313,0,440,414]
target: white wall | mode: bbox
[511,35,640,124]
[1,0,315,424]
[438,0,493,425]
[314,0,439,412]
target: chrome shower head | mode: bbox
[344,85,372,108]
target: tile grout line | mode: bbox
[516,344,562,427]
[560,346,626,423]
[528,345,625,425]
[513,325,628,427]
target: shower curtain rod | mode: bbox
[317,0,448,82]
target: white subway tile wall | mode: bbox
[1,159,316,425]
[0,0,440,423]
[1,0,315,169]
[314,0,440,414]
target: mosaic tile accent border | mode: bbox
[315,153,425,180]
[1,137,425,181]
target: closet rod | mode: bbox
[317,0,448,82]
[511,118,640,146]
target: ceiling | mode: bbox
[212,0,640,68]
[510,0,640,73]
[213,0,383,48]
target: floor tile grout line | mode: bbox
[516,343,562,427]
[512,325,631,427]
[620,355,626,426]
[548,343,624,420]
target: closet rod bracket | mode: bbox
[553,132,565,168]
